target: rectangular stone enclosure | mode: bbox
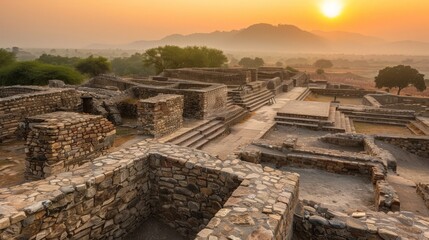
[138,94,184,138]
[25,112,116,179]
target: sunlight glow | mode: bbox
[321,0,343,18]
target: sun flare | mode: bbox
[321,0,343,18]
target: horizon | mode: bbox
[1,0,429,48]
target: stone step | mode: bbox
[169,130,200,145]
[351,119,406,126]
[344,111,415,120]
[407,123,425,136]
[296,88,310,101]
[276,120,345,133]
[198,120,222,133]
[407,121,429,135]
[348,115,410,124]
[180,133,206,148]
[248,100,270,112]
[202,123,224,137]
[274,116,333,126]
[328,107,336,122]
[225,110,249,126]
[207,127,226,140]
[189,138,210,149]
[239,90,272,102]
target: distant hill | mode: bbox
[87,23,429,55]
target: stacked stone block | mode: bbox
[0,88,81,141]
[164,68,251,85]
[138,94,184,137]
[25,112,115,179]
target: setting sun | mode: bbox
[321,0,343,18]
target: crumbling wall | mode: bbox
[138,94,184,137]
[375,135,429,158]
[293,201,424,240]
[0,86,45,98]
[25,112,116,179]
[0,89,81,141]
[164,68,251,85]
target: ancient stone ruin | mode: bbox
[1,67,429,239]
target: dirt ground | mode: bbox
[354,122,413,135]
[0,140,26,188]
[281,167,375,213]
[305,93,363,105]
[376,140,429,216]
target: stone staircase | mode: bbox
[168,119,226,149]
[295,87,311,101]
[228,83,275,112]
[275,106,354,133]
[338,106,415,126]
[216,105,250,127]
[407,117,429,135]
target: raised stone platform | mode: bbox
[277,100,331,120]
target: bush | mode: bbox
[76,56,111,77]
[0,61,84,86]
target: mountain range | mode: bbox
[87,23,429,55]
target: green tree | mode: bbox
[316,68,325,75]
[111,53,156,77]
[75,55,111,77]
[375,65,426,95]
[238,57,265,68]
[275,61,283,67]
[313,59,333,69]
[0,61,84,86]
[37,54,81,67]
[143,45,228,74]
[0,49,16,67]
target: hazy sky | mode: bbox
[1,0,429,48]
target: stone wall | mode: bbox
[0,89,81,141]
[0,141,299,240]
[85,74,138,91]
[375,135,429,158]
[310,88,377,97]
[138,94,183,137]
[164,68,251,85]
[0,86,45,98]
[25,112,116,179]
[132,83,227,119]
[417,183,429,209]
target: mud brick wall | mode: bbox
[375,135,429,158]
[0,86,45,98]
[164,69,251,85]
[0,141,300,240]
[375,180,400,212]
[0,89,81,141]
[25,112,116,179]
[138,94,184,138]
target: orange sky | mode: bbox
[1,0,429,48]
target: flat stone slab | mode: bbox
[277,100,331,120]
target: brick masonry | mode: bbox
[138,94,184,138]
[0,88,81,141]
[25,112,116,179]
